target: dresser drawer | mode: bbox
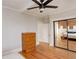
[23,38,35,43]
[22,40,35,45]
[22,36,35,41]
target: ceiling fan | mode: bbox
[27,0,58,13]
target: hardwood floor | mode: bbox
[20,42,76,59]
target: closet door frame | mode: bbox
[53,18,76,52]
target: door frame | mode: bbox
[53,18,76,52]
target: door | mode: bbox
[54,20,68,49]
[54,18,76,52]
[67,19,76,51]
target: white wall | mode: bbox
[2,7,40,55]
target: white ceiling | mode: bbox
[3,0,76,17]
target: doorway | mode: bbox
[53,18,76,52]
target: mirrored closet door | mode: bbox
[54,18,76,52]
[54,21,68,49]
[67,19,76,51]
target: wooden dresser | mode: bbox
[22,32,36,56]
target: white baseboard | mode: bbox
[3,48,22,56]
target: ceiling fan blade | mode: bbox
[27,6,39,10]
[43,0,53,6]
[32,0,41,6]
[45,5,58,8]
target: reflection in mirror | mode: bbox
[68,19,76,51]
[55,21,68,49]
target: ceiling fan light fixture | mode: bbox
[40,8,44,11]
[40,8,44,13]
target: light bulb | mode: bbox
[40,8,44,11]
